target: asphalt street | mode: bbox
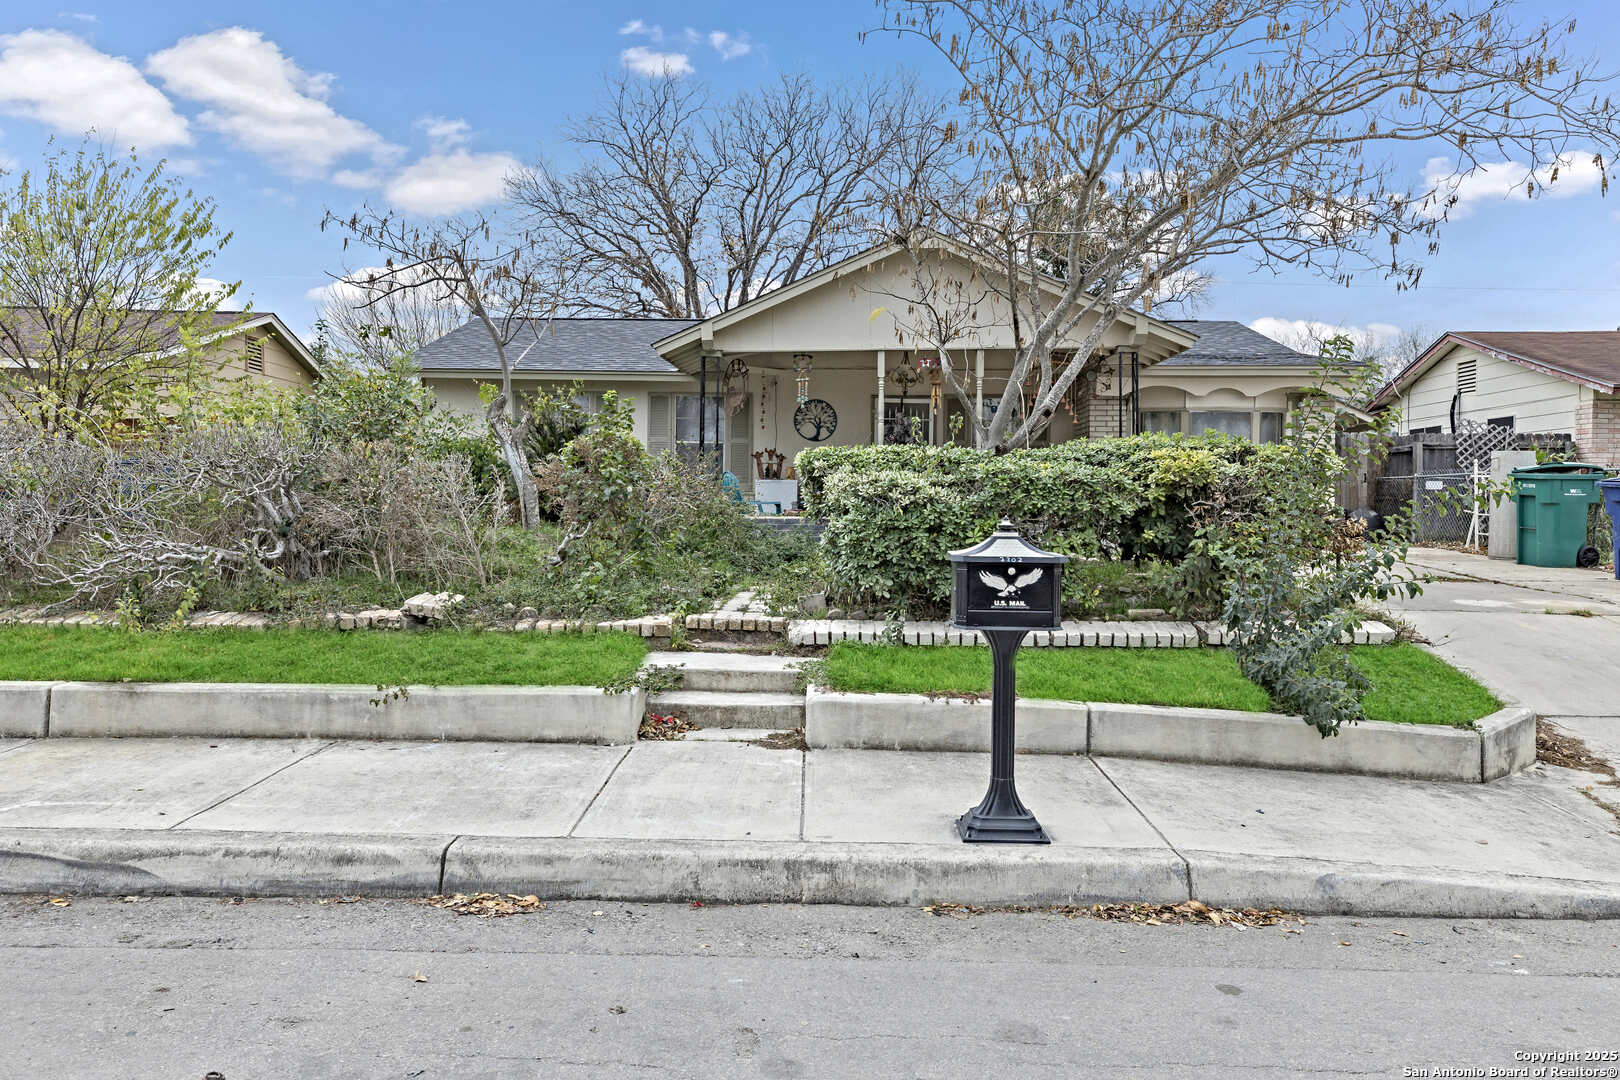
[4,896,1619,1079]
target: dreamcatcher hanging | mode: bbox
[721,357,749,417]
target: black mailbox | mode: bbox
[947,520,1067,844]
[949,520,1066,631]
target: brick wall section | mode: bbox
[1087,375,1128,438]
[1576,393,1620,467]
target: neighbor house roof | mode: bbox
[1371,330,1620,407]
[0,307,321,378]
[415,318,697,376]
[1159,320,1320,367]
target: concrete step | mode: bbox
[682,727,791,742]
[644,651,802,693]
[647,690,805,729]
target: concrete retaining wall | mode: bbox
[0,681,55,737]
[804,688,1087,753]
[43,683,643,744]
[805,688,1536,783]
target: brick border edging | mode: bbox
[803,686,1534,783]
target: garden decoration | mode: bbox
[752,448,786,480]
[794,399,838,442]
[887,355,922,443]
[948,520,1067,844]
[792,354,813,404]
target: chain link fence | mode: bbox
[1374,472,1475,543]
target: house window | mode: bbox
[1488,415,1515,430]
[1410,425,1441,435]
[674,395,725,466]
[1258,412,1285,443]
[880,400,931,444]
[245,338,265,375]
[1140,410,1183,435]
[1189,411,1254,439]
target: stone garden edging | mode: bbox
[803,686,1535,783]
[0,682,643,744]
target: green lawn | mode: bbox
[821,641,1498,727]
[0,626,647,687]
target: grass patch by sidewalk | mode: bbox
[821,641,1497,727]
[1351,644,1501,727]
[0,626,647,687]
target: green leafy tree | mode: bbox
[0,140,238,435]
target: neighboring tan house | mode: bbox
[1371,331,1620,466]
[416,237,1327,495]
[0,307,321,428]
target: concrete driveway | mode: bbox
[1392,547,1620,768]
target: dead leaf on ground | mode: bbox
[44,897,70,907]
[608,1005,626,1015]
[413,971,429,983]
[922,900,1301,928]
[1537,719,1618,780]
[424,893,545,918]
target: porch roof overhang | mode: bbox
[651,234,1197,374]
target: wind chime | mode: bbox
[792,353,813,404]
[890,353,922,443]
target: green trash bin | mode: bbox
[1511,462,1610,567]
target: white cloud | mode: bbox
[415,115,470,150]
[1250,317,1401,356]
[331,168,380,190]
[708,31,751,61]
[383,148,520,216]
[1420,152,1607,220]
[58,12,98,23]
[620,19,663,40]
[0,151,17,172]
[621,45,693,78]
[0,30,190,148]
[146,28,398,179]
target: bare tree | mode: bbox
[313,266,466,366]
[1256,319,1435,387]
[871,0,1620,449]
[508,71,958,316]
[319,208,563,528]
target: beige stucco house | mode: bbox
[191,310,323,391]
[418,238,1327,498]
[1371,331,1620,466]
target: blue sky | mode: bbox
[2,0,1619,354]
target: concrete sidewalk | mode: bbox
[2,736,1618,917]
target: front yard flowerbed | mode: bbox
[821,642,1498,728]
[0,626,647,687]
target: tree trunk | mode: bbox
[486,394,540,529]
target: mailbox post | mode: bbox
[948,520,1067,844]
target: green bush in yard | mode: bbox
[797,434,1316,615]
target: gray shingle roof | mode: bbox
[1159,320,1318,367]
[415,318,698,375]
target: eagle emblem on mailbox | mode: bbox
[978,566,1043,598]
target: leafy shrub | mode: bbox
[797,434,1320,615]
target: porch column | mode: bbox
[875,349,886,446]
[699,354,708,459]
[974,349,985,424]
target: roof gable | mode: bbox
[1372,330,1620,406]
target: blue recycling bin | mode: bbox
[1601,480,1620,579]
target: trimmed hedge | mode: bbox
[797,435,1319,615]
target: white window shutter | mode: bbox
[647,393,672,454]
[728,394,752,486]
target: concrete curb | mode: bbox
[806,689,1532,782]
[41,683,643,744]
[0,828,448,897]
[1185,850,1620,919]
[3,828,1615,917]
[443,837,1190,907]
